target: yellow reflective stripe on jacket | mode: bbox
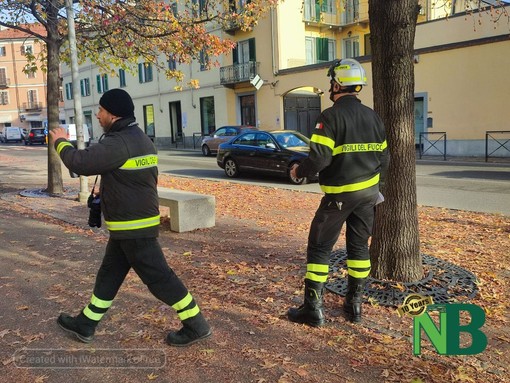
[310,134,335,150]
[321,173,380,194]
[333,140,387,155]
[105,215,160,231]
[119,155,158,170]
[56,141,73,155]
[305,263,329,283]
[90,294,113,309]
[172,292,193,311]
[177,305,200,321]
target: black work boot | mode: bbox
[287,280,325,327]
[343,276,367,323]
[57,312,97,343]
[166,312,212,347]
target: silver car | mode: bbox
[201,125,257,156]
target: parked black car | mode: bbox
[216,130,315,185]
[24,128,47,145]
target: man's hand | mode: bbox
[290,163,299,179]
[48,127,68,143]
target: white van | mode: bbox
[1,126,23,143]
[61,124,91,147]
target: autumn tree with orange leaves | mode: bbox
[0,0,277,194]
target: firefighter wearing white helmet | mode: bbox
[288,58,389,326]
[327,58,367,100]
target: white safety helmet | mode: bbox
[327,58,367,87]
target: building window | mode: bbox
[119,69,126,87]
[0,46,6,56]
[364,33,371,56]
[233,38,256,65]
[344,0,360,24]
[96,74,109,93]
[168,58,177,71]
[343,37,360,58]
[65,82,73,100]
[0,91,8,105]
[143,105,155,138]
[0,68,7,86]
[200,96,215,135]
[80,78,91,96]
[138,63,153,83]
[20,45,33,56]
[199,50,208,71]
[26,70,36,79]
[305,37,335,64]
[27,89,38,108]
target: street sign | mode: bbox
[250,75,263,91]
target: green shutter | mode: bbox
[148,64,153,81]
[96,75,101,93]
[138,63,143,83]
[104,74,109,91]
[248,38,256,61]
[316,37,328,62]
[233,45,238,64]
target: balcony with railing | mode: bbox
[302,0,369,28]
[220,62,260,88]
[22,102,43,111]
[0,77,10,88]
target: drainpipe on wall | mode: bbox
[270,8,279,77]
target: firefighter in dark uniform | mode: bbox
[49,89,211,346]
[287,59,388,325]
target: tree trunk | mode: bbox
[368,0,423,282]
[45,5,64,195]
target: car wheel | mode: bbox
[224,158,239,178]
[202,145,211,156]
[288,163,307,185]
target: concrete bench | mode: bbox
[157,187,215,232]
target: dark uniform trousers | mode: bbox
[305,193,378,284]
[82,237,196,323]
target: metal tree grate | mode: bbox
[20,188,78,198]
[325,249,479,307]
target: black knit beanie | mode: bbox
[99,89,135,118]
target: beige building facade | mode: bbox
[0,25,64,131]
[61,1,510,157]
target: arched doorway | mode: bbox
[283,88,322,137]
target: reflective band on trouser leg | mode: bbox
[172,292,200,321]
[105,215,161,231]
[346,259,371,279]
[82,294,113,322]
[305,263,329,283]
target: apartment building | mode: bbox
[61,0,510,157]
[0,25,56,131]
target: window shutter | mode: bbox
[232,45,238,64]
[138,63,143,83]
[96,75,102,93]
[147,65,153,82]
[104,74,109,91]
[248,38,256,61]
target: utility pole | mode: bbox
[65,0,88,202]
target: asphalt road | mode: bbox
[1,144,509,216]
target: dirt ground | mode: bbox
[0,155,509,383]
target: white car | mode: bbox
[0,126,23,143]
